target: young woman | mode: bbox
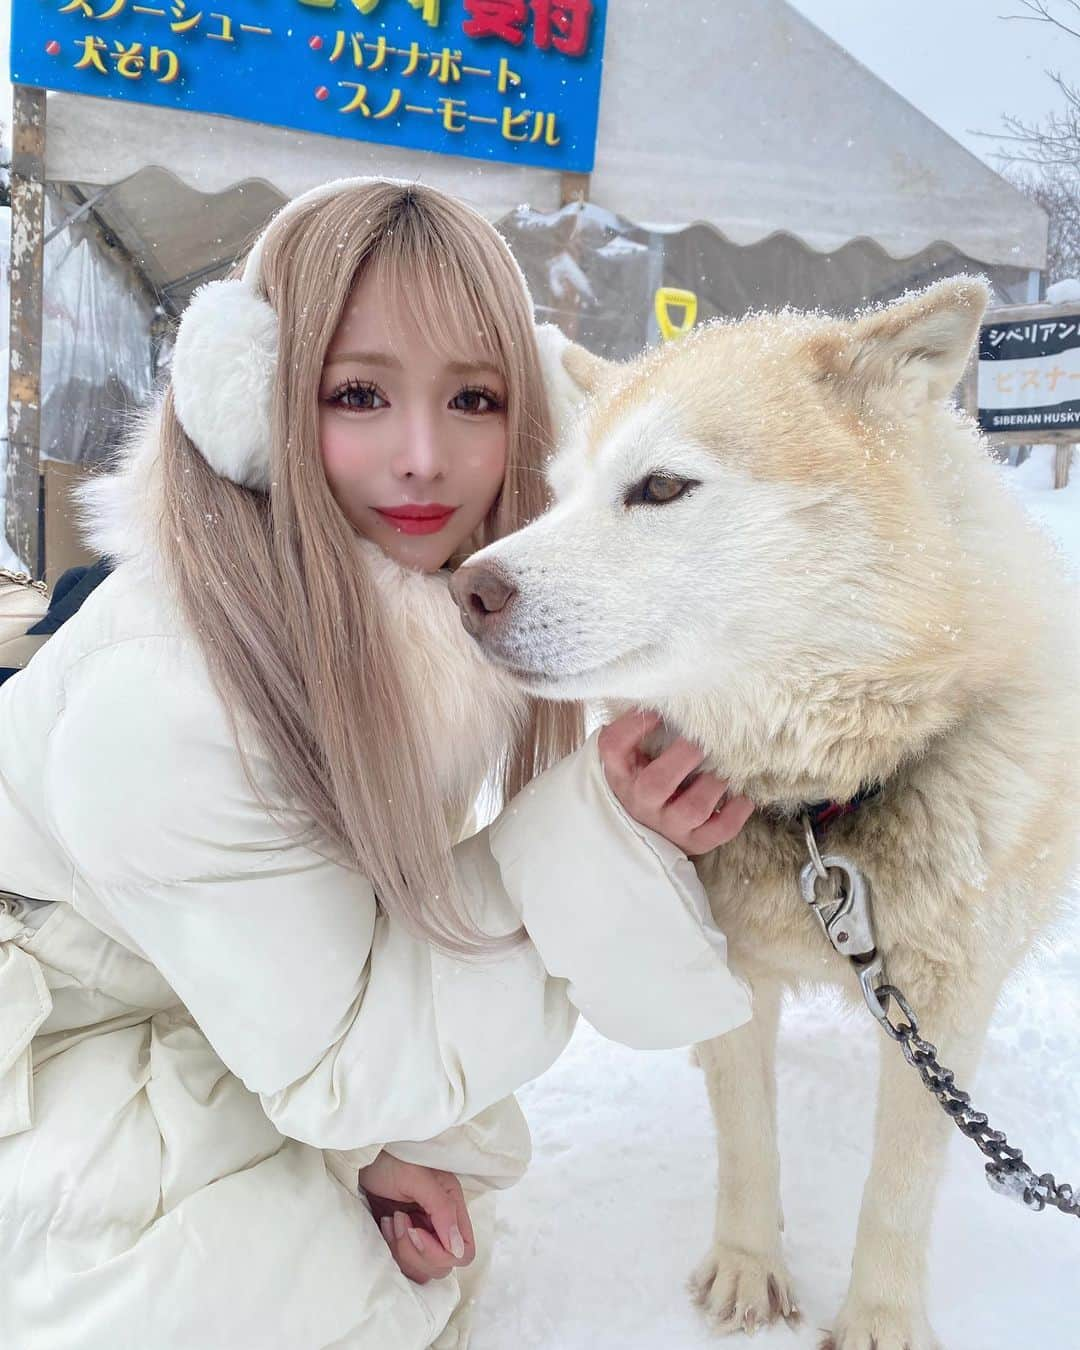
[0,178,753,1349]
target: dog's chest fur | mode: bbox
[696,736,1077,1004]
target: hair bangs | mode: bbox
[368,205,509,382]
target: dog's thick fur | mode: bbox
[459,280,1080,1349]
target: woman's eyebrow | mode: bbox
[323,350,402,368]
[323,352,501,379]
[445,360,502,377]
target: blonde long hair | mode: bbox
[158,181,582,953]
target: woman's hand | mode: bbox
[597,708,754,857]
[357,1153,476,1285]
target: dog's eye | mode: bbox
[626,474,699,507]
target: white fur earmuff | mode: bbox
[171,176,406,490]
[171,280,279,492]
[170,175,577,490]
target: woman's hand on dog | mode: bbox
[358,1153,475,1284]
[598,708,754,857]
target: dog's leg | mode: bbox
[689,978,799,1334]
[824,972,1004,1350]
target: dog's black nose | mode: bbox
[449,564,518,637]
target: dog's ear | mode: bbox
[534,323,615,444]
[820,277,989,408]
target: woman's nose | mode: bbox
[393,411,447,481]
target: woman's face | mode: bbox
[318,268,509,572]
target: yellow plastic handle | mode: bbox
[654,287,698,342]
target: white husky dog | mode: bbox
[450,279,1080,1350]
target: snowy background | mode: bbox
[2,2,1077,1344]
[475,448,1080,1350]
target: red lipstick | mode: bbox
[375,504,458,536]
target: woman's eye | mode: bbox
[626,474,700,506]
[328,380,387,411]
[451,386,504,415]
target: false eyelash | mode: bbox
[328,377,383,406]
[455,384,506,413]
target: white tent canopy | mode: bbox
[42,0,1047,285]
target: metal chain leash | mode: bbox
[871,981,1079,1217]
[799,814,1079,1219]
[0,568,47,595]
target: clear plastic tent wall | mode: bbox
[39,187,156,467]
[0,206,17,570]
[499,203,1034,362]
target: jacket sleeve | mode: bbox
[45,636,751,1152]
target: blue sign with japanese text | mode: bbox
[9,0,608,173]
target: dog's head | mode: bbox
[450,280,993,789]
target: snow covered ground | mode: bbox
[475,446,1080,1350]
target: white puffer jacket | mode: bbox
[0,423,752,1350]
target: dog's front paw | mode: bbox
[689,1243,800,1336]
[821,1301,942,1350]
